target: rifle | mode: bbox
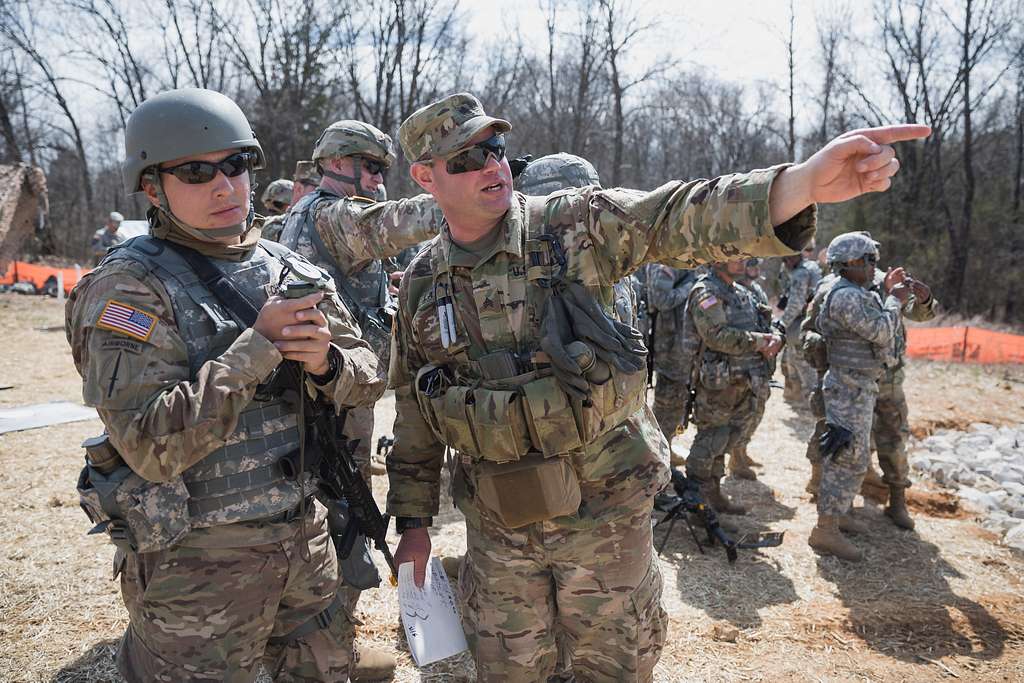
[376,435,395,460]
[653,469,784,563]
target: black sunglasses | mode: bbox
[359,157,387,176]
[159,151,256,184]
[446,134,506,174]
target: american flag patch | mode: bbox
[699,295,719,310]
[96,300,157,342]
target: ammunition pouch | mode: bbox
[414,361,646,460]
[77,458,191,554]
[473,452,582,528]
[699,353,767,391]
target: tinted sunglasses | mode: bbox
[446,134,506,174]
[359,157,387,176]
[159,151,256,184]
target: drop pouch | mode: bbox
[474,453,582,529]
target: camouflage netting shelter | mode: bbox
[0,164,48,274]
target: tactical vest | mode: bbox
[102,236,311,530]
[695,273,768,378]
[411,194,647,462]
[817,276,888,374]
[279,189,393,362]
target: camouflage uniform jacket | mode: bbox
[815,275,901,392]
[261,213,287,243]
[388,168,817,521]
[647,264,696,379]
[278,188,442,362]
[688,270,774,383]
[66,231,385,547]
[781,259,822,329]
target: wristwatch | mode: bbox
[308,345,340,384]
[396,516,432,534]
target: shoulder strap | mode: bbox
[161,241,261,328]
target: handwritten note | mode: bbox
[398,557,469,666]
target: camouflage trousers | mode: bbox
[458,499,667,682]
[686,378,769,480]
[817,371,878,516]
[783,326,817,403]
[872,366,911,488]
[652,373,689,443]
[116,506,353,682]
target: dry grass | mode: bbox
[1,291,1023,682]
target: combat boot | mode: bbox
[859,467,889,505]
[737,446,763,469]
[808,514,863,562]
[885,486,915,530]
[352,642,397,682]
[837,513,869,535]
[728,452,757,480]
[704,478,747,516]
[783,379,802,402]
[805,462,822,499]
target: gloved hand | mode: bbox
[539,296,591,401]
[560,282,647,373]
[819,422,854,460]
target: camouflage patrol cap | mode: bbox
[312,120,396,167]
[261,178,294,206]
[516,153,601,196]
[293,160,321,186]
[826,231,880,265]
[122,88,265,194]
[399,92,511,162]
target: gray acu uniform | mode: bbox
[647,264,697,441]
[66,232,384,681]
[684,270,773,480]
[780,259,821,401]
[814,275,901,516]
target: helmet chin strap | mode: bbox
[148,170,253,240]
[320,157,386,202]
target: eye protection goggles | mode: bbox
[445,134,506,174]
[159,151,256,184]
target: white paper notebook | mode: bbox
[398,557,469,666]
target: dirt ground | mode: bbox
[1,292,1023,682]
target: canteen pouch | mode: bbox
[473,388,532,462]
[77,458,191,553]
[474,453,582,528]
[522,375,583,456]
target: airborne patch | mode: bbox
[96,300,157,342]
[699,295,719,310]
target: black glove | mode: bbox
[819,422,853,460]
[539,296,591,400]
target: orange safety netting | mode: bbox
[0,261,88,294]
[906,326,1024,364]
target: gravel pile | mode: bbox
[910,423,1024,551]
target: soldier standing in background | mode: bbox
[386,91,923,680]
[277,119,445,680]
[731,257,774,478]
[647,263,697,446]
[260,178,294,242]
[779,244,822,405]
[808,232,910,561]
[868,266,937,528]
[682,260,782,503]
[67,88,385,681]
[90,211,124,266]
[292,160,321,204]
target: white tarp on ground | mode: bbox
[0,401,97,434]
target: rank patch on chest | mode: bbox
[699,295,719,310]
[96,300,157,342]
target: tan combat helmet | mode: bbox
[261,178,294,214]
[312,120,395,200]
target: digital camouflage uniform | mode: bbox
[780,258,822,403]
[67,88,386,682]
[646,264,697,442]
[388,93,815,682]
[868,270,937,490]
[814,275,901,518]
[683,269,775,485]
